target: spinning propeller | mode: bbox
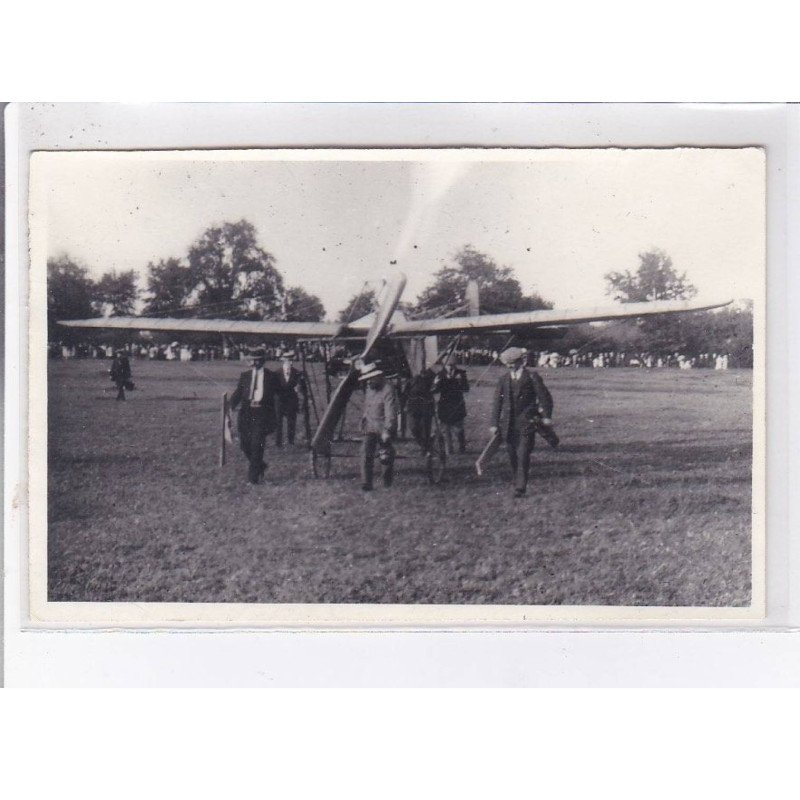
[310,273,407,459]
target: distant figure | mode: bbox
[230,346,279,485]
[405,368,436,455]
[490,347,557,498]
[274,350,307,447]
[109,349,132,401]
[359,363,398,491]
[433,362,469,455]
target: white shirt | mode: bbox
[250,367,265,403]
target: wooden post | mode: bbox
[323,342,333,403]
[220,392,228,466]
[299,343,312,446]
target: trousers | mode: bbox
[361,433,395,488]
[239,411,272,483]
[408,410,434,453]
[275,409,297,446]
[442,421,466,454]
[506,430,536,493]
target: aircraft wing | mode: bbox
[57,316,342,338]
[389,298,732,336]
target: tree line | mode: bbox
[48,219,753,364]
[48,220,326,342]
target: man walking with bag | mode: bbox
[490,347,557,497]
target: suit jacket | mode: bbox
[275,366,307,413]
[110,356,131,383]
[491,369,553,437]
[405,369,436,416]
[362,382,399,436]
[433,367,469,423]
[231,367,278,431]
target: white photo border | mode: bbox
[4,102,798,686]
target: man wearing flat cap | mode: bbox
[359,363,399,491]
[490,347,557,497]
[230,345,279,484]
[274,349,307,447]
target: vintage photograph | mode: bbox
[28,147,765,624]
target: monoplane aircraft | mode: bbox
[60,272,730,477]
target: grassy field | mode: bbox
[47,359,753,606]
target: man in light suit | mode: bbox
[359,363,399,491]
[490,347,557,497]
[274,350,307,447]
[230,346,279,484]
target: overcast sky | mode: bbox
[36,148,765,319]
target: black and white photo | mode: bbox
[27,146,766,625]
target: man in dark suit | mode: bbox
[405,367,436,455]
[490,347,557,497]
[433,362,470,454]
[109,348,132,401]
[274,350,307,447]
[230,346,279,484]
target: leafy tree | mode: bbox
[47,255,98,342]
[697,301,754,366]
[93,269,139,316]
[605,248,697,303]
[284,286,326,322]
[142,258,193,316]
[338,288,377,323]
[186,220,284,319]
[416,245,553,315]
[603,248,699,356]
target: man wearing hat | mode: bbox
[490,347,557,497]
[109,348,133,401]
[359,362,399,491]
[230,346,279,484]
[433,360,470,454]
[274,349,307,447]
[405,367,436,455]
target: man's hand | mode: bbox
[380,431,391,443]
[490,426,498,436]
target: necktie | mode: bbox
[250,368,263,402]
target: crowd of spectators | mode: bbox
[50,341,740,370]
[447,347,738,370]
[49,342,297,362]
